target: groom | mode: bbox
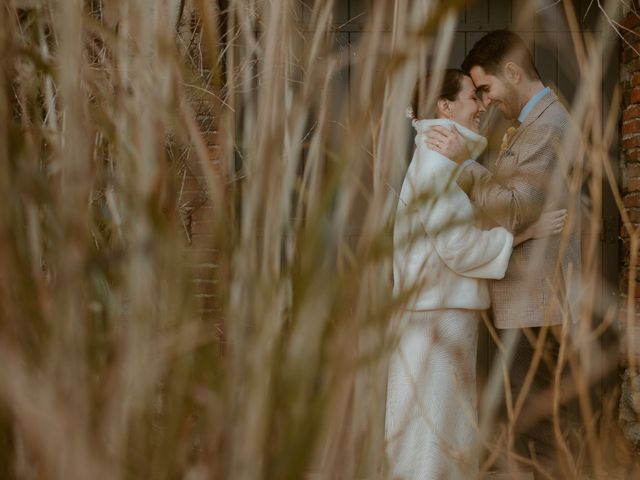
[426,30,581,478]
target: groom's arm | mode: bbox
[463,160,545,234]
[425,122,561,234]
[462,125,560,234]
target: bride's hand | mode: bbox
[425,125,470,164]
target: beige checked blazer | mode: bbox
[465,90,581,329]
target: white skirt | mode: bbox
[385,309,480,480]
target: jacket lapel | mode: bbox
[507,90,559,147]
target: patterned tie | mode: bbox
[500,120,521,153]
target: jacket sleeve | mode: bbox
[413,145,513,280]
[465,122,561,234]
[425,205,514,280]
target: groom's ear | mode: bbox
[504,61,521,84]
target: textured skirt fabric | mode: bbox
[385,309,480,480]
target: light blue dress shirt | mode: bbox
[518,86,551,124]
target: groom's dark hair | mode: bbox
[462,30,540,81]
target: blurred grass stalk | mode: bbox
[0,0,638,478]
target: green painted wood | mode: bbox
[467,0,490,24]
[534,30,558,87]
[449,31,468,69]
[534,0,560,31]
[348,0,370,28]
[489,0,511,25]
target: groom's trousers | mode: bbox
[500,325,578,479]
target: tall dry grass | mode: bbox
[0,0,639,478]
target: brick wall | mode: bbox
[621,7,640,352]
[179,104,224,322]
[620,5,640,449]
[176,6,227,329]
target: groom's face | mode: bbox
[469,66,520,121]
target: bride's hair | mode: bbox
[410,69,467,120]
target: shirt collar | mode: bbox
[517,86,550,124]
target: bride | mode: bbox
[385,69,565,479]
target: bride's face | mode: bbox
[443,75,486,132]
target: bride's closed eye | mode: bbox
[475,87,488,101]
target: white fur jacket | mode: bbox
[393,119,513,311]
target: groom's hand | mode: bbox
[425,125,470,164]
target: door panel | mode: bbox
[333,1,349,25]
[449,31,467,69]
[489,0,512,25]
[349,0,371,26]
[557,31,580,104]
[465,31,487,55]
[467,0,489,24]
[534,30,558,86]
[534,0,562,31]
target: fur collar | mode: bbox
[411,118,487,160]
